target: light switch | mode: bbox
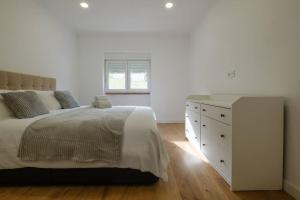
[227,70,236,79]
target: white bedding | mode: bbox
[0,106,169,180]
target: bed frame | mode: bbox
[0,70,56,91]
[0,168,158,186]
[0,70,159,185]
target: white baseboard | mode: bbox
[284,179,300,199]
[156,120,184,124]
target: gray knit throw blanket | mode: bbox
[18,107,135,163]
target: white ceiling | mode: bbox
[39,0,215,34]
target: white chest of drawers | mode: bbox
[185,95,284,191]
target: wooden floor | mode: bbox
[0,124,294,200]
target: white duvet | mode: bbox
[0,106,169,180]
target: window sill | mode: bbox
[105,92,151,95]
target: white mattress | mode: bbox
[0,106,169,180]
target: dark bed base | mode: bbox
[0,168,159,186]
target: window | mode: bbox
[105,60,150,93]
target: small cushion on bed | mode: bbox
[93,95,112,109]
[35,91,62,110]
[0,98,13,120]
[1,91,50,119]
[54,91,79,109]
[0,90,14,120]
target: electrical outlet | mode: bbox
[227,70,236,79]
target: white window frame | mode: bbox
[105,59,151,94]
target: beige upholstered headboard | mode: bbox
[0,71,56,91]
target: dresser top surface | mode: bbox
[188,99,233,108]
[187,94,241,108]
[186,94,283,108]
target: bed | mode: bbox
[0,71,169,185]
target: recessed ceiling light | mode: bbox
[165,2,174,9]
[80,2,89,9]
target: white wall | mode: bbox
[0,0,78,97]
[189,0,300,198]
[78,33,189,122]
[107,95,150,107]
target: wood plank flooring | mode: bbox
[0,124,294,200]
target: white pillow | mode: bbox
[34,91,61,110]
[0,90,14,120]
[93,95,112,109]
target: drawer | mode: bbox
[186,101,200,113]
[189,137,201,151]
[201,116,232,155]
[185,108,195,118]
[200,116,232,184]
[201,104,232,125]
[200,117,219,161]
[201,132,217,161]
[202,137,231,184]
[190,112,200,134]
[185,117,194,140]
[216,150,232,184]
[186,113,200,140]
[185,115,201,151]
[210,118,232,152]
